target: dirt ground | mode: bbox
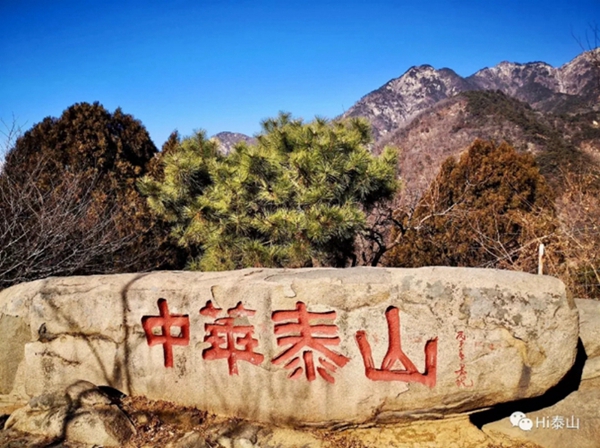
[0,395,544,448]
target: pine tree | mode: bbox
[139,113,399,270]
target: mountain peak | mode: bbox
[341,50,598,142]
[342,63,475,140]
[401,64,438,78]
[211,132,256,155]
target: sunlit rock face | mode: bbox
[343,65,476,141]
[0,267,578,427]
[342,50,599,142]
[212,131,256,155]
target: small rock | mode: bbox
[4,381,135,447]
[256,427,323,448]
[66,404,136,447]
[4,403,68,440]
[66,380,111,407]
[233,437,256,448]
[166,430,207,448]
[217,436,234,448]
[131,410,151,426]
[28,391,69,410]
[222,421,259,442]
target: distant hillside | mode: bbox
[342,50,599,143]
[342,65,476,141]
[212,132,256,155]
[375,90,600,205]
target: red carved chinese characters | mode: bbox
[272,302,349,383]
[142,299,190,368]
[355,307,437,388]
[455,330,473,387]
[200,301,264,375]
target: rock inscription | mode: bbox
[0,267,579,427]
[142,300,437,386]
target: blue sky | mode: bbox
[1,0,598,150]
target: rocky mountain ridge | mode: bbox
[211,131,257,155]
[343,50,599,141]
[373,89,600,204]
[211,51,598,151]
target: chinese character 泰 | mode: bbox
[355,306,438,387]
[551,415,565,430]
[200,301,264,375]
[142,298,190,368]
[272,301,349,383]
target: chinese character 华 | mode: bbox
[200,301,264,375]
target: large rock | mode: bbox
[482,379,600,448]
[575,298,600,381]
[0,280,36,395]
[0,268,578,427]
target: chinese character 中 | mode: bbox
[200,301,264,375]
[355,306,438,388]
[272,301,349,383]
[142,299,190,368]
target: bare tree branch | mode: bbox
[572,23,600,87]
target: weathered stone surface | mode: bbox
[66,404,135,447]
[166,430,207,448]
[5,398,69,439]
[0,394,27,420]
[575,298,600,381]
[338,417,544,448]
[482,379,600,448]
[0,267,578,427]
[0,430,57,448]
[201,417,545,448]
[1,387,549,448]
[3,381,135,447]
[160,416,544,448]
[0,315,30,396]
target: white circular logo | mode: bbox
[519,418,533,431]
[510,411,526,427]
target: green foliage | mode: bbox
[386,139,558,271]
[139,113,399,270]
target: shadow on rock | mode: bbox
[470,337,587,429]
